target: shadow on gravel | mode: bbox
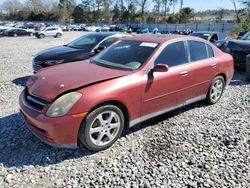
[0,101,207,168]
[0,112,94,168]
[230,72,250,86]
[12,76,31,87]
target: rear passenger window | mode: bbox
[188,41,208,62]
[206,44,214,58]
[155,41,188,67]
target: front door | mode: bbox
[141,41,192,117]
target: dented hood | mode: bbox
[27,61,131,102]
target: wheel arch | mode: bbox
[77,100,130,147]
[81,100,130,128]
[215,72,227,84]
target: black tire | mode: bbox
[78,104,125,151]
[39,34,45,39]
[206,76,225,105]
[56,33,61,38]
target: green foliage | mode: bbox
[179,7,194,23]
[167,15,178,23]
[234,20,250,32]
[72,5,84,23]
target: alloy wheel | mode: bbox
[210,79,224,103]
[89,111,121,146]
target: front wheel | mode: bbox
[206,76,225,105]
[39,34,45,39]
[78,104,125,151]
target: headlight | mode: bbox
[46,92,82,117]
[45,60,64,66]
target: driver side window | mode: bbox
[154,41,188,67]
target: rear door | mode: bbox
[142,41,193,117]
[186,40,219,98]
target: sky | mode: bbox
[0,0,242,12]
[182,0,241,11]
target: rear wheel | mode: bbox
[78,104,125,151]
[56,33,61,38]
[39,34,45,39]
[206,76,225,105]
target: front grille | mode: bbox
[22,89,48,112]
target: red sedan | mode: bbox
[19,35,234,151]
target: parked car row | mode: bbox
[19,33,234,151]
[0,28,33,37]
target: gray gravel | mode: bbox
[0,31,250,188]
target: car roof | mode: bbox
[122,34,200,44]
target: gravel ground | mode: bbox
[0,30,250,188]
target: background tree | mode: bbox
[216,8,225,22]
[139,0,148,23]
[162,0,169,17]
[178,0,183,23]
[103,0,111,23]
[179,7,193,23]
[153,0,162,23]
[230,0,240,23]
[2,0,23,15]
[72,5,84,23]
[241,0,250,20]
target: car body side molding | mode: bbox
[129,94,206,127]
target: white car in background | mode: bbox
[85,25,100,32]
[34,26,63,39]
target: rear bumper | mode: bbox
[19,91,83,148]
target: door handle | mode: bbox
[180,71,189,76]
[211,63,217,68]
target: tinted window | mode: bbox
[188,41,208,62]
[155,41,187,67]
[93,40,158,70]
[206,44,214,58]
[67,34,106,49]
[99,37,119,47]
[210,34,218,42]
[241,31,250,40]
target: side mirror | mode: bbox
[151,64,169,72]
[94,46,106,54]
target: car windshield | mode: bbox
[92,40,158,70]
[241,31,250,40]
[67,34,107,49]
[191,33,212,40]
